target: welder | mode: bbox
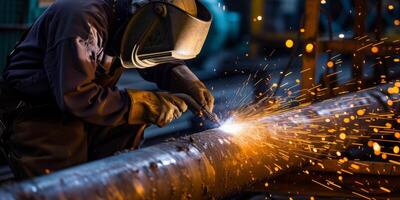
[0,0,214,179]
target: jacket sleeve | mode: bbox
[136,62,185,90]
[44,38,131,126]
[43,6,130,126]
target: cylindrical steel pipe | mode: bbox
[0,85,398,199]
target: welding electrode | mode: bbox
[200,107,221,126]
[173,93,221,126]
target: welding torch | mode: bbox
[173,93,221,126]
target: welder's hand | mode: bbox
[184,81,215,113]
[127,90,188,127]
[168,65,215,115]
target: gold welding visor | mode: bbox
[120,1,212,69]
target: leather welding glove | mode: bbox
[127,90,188,127]
[168,65,215,115]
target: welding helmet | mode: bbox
[120,0,212,69]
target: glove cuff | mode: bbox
[169,65,209,94]
[126,89,149,125]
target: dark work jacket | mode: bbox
[2,0,178,126]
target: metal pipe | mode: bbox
[0,85,398,200]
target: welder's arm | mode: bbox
[136,62,184,90]
[43,38,133,126]
[44,39,189,127]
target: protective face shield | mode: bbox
[120,0,212,69]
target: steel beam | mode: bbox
[301,0,320,102]
[0,85,398,200]
[352,0,366,83]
